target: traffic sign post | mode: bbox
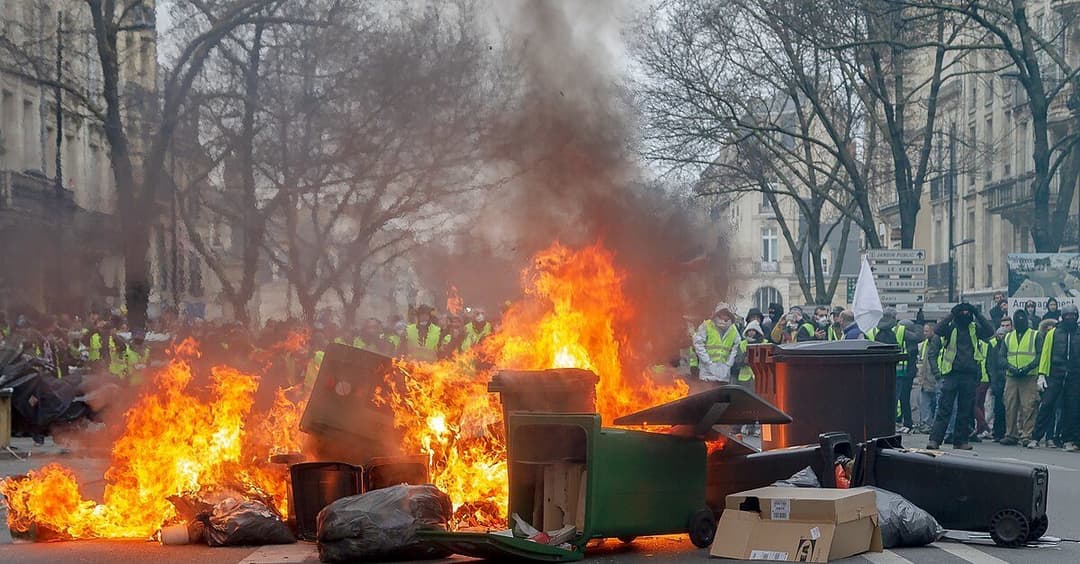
[865,248,927,308]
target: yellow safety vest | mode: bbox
[88,333,102,362]
[704,320,738,364]
[463,322,492,350]
[304,350,325,391]
[827,326,841,341]
[868,325,907,368]
[1006,329,1037,370]
[940,324,984,375]
[737,340,754,382]
[405,324,441,361]
[979,340,989,383]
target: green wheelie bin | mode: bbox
[419,412,716,561]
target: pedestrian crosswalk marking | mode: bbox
[863,549,916,563]
[935,542,1013,564]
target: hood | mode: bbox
[743,320,764,338]
[746,307,764,322]
[877,307,898,330]
[768,302,783,317]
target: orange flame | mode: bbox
[446,285,464,316]
[378,242,687,528]
[0,339,305,539]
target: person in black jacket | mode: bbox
[927,303,995,450]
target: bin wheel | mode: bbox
[617,536,637,544]
[989,508,1029,548]
[688,509,717,548]
[1027,514,1049,542]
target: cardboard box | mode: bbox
[710,487,883,562]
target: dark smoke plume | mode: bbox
[417,0,728,368]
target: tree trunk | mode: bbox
[1030,102,1055,251]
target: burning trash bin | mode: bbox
[749,341,905,449]
[419,385,791,561]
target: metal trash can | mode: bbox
[750,340,905,449]
[289,461,362,541]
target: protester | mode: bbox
[404,305,441,362]
[463,308,492,351]
[1025,300,1041,326]
[985,324,1008,443]
[692,303,741,384]
[867,307,919,433]
[1044,298,1062,322]
[915,322,939,434]
[926,303,994,450]
[829,307,844,341]
[840,310,863,340]
[762,302,784,344]
[990,292,1008,327]
[1035,305,1080,451]
[772,306,817,343]
[1002,311,1040,447]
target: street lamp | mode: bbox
[950,238,976,303]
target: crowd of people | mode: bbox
[0,304,497,386]
[687,295,1078,451]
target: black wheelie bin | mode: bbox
[854,435,1050,547]
[749,340,906,449]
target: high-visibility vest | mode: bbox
[703,320,739,364]
[737,340,754,382]
[868,325,907,368]
[940,324,984,375]
[88,333,103,362]
[978,340,989,383]
[1039,328,1059,377]
[1006,329,1037,370]
[405,324,441,361]
[304,350,325,391]
[463,322,492,350]
[108,337,127,377]
[386,334,401,353]
[827,326,841,341]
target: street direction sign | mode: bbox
[921,303,958,313]
[866,249,926,261]
[879,293,925,303]
[870,264,927,275]
[876,278,927,290]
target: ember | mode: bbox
[0,340,305,539]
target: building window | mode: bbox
[821,255,829,277]
[986,76,994,106]
[969,77,977,110]
[968,124,977,187]
[762,227,779,263]
[985,117,994,182]
[1018,122,1028,174]
[753,286,783,312]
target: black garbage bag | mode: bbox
[316,484,453,563]
[200,499,295,547]
[772,466,821,488]
[866,486,943,548]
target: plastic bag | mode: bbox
[772,466,821,488]
[201,499,295,547]
[866,486,943,548]
[316,484,453,563]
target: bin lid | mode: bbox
[612,385,792,433]
[416,530,583,562]
[773,340,906,359]
[488,368,599,393]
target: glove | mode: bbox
[1038,375,1047,392]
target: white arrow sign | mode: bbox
[879,293,925,304]
[866,249,926,261]
[876,279,928,290]
[870,264,927,275]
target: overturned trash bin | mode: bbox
[854,435,1050,547]
[420,385,789,561]
[749,341,905,449]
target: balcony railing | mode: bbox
[756,261,780,274]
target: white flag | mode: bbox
[853,256,883,333]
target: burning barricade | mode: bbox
[1,242,702,557]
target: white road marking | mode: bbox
[862,549,916,563]
[935,542,1013,564]
[239,543,319,564]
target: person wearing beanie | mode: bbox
[868,307,921,433]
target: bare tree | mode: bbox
[905,0,1080,252]
[634,0,878,303]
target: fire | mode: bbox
[446,285,464,315]
[0,340,305,539]
[378,242,688,528]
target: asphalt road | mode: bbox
[3,434,1080,564]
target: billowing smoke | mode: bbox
[417,0,728,367]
